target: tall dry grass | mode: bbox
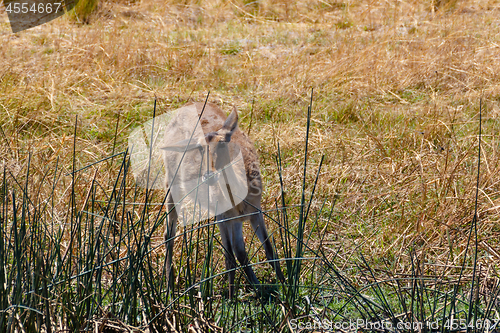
[0,0,499,330]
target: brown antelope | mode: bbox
[161,102,284,297]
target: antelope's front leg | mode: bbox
[218,221,237,298]
[231,221,261,288]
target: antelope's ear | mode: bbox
[161,139,203,152]
[220,106,238,141]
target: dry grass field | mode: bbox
[1,0,500,331]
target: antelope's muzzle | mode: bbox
[203,171,220,186]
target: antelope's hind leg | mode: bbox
[249,211,285,283]
[164,192,178,292]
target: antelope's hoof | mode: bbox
[256,284,280,302]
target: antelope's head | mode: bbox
[161,107,239,186]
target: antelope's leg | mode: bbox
[218,220,237,298]
[164,193,178,291]
[231,221,261,287]
[249,211,285,282]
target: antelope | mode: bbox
[161,102,285,297]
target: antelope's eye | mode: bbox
[205,132,216,142]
